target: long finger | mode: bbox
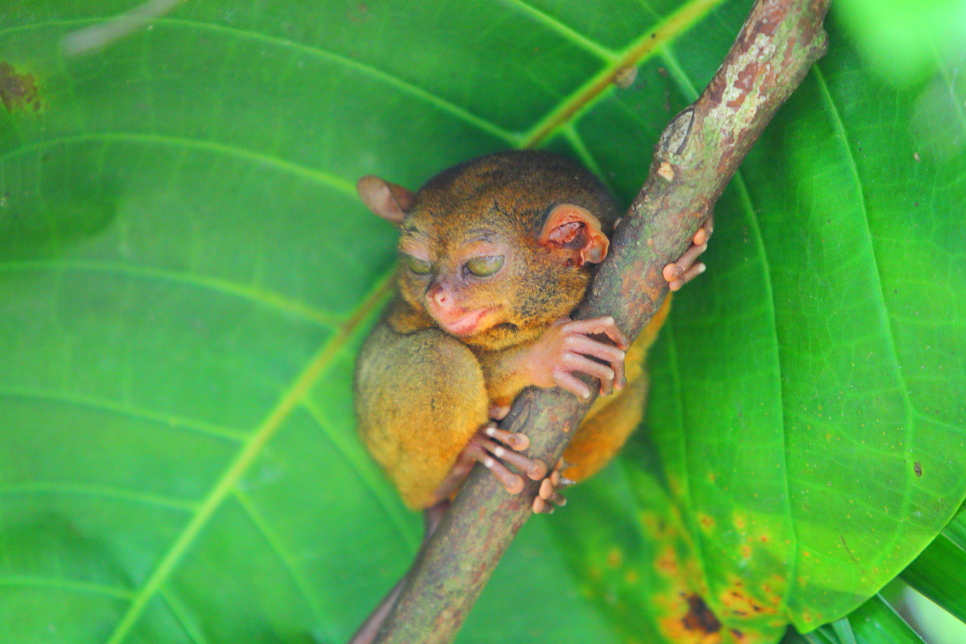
[669,263,706,291]
[478,437,547,480]
[562,353,616,395]
[552,370,592,401]
[533,497,555,514]
[539,478,568,506]
[550,470,576,488]
[665,242,707,279]
[693,213,715,245]
[466,443,524,494]
[562,316,630,350]
[565,334,625,366]
[484,423,530,451]
[565,336,626,388]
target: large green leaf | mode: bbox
[2,0,964,643]
[901,505,966,625]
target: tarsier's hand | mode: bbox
[525,316,631,400]
[663,213,714,291]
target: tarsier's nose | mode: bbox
[426,283,454,314]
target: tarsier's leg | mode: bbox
[534,463,575,514]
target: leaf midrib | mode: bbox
[101,275,392,644]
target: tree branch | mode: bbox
[373,1,831,641]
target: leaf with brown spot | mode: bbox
[0,61,42,113]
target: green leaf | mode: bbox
[786,594,927,644]
[832,0,966,86]
[900,506,966,624]
[832,618,857,644]
[641,9,966,640]
[2,0,965,643]
[843,595,926,644]
[902,582,966,644]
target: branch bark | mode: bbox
[373,1,831,641]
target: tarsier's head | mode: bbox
[357,150,621,349]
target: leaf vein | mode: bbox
[0,259,340,330]
[100,274,394,644]
[0,386,247,442]
[0,132,356,197]
[813,63,917,566]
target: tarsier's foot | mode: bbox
[464,422,548,494]
[663,213,714,291]
[533,458,576,514]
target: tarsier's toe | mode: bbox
[665,261,706,291]
[532,496,555,514]
[484,422,529,450]
[532,461,575,513]
[664,215,714,291]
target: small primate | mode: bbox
[350,150,710,643]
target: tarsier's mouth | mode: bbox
[433,307,498,337]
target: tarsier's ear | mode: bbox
[538,204,609,266]
[356,175,415,224]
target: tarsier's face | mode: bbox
[395,202,608,350]
[396,209,530,340]
[355,150,620,349]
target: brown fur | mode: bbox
[354,150,668,509]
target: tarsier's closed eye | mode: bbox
[465,255,504,277]
[406,255,433,275]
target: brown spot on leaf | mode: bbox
[655,546,679,577]
[613,65,638,88]
[719,580,777,618]
[0,61,43,113]
[914,461,922,477]
[682,593,722,635]
[607,547,622,568]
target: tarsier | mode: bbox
[350,150,710,642]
